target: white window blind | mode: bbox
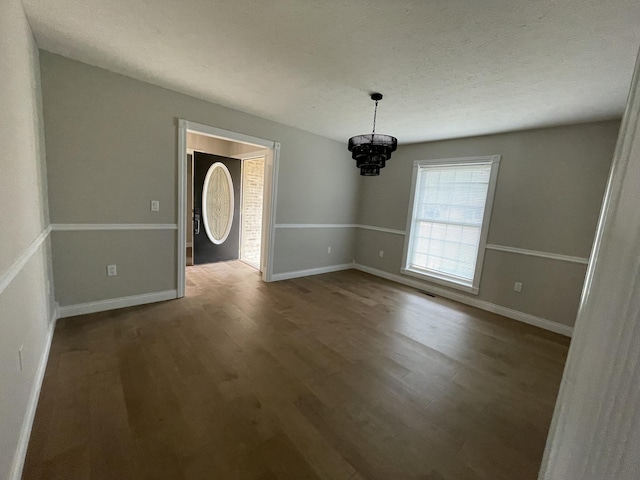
[403,156,500,293]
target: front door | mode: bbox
[193,152,241,264]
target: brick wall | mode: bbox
[241,157,265,266]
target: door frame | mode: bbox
[177,119,280,297]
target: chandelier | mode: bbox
[348,93,397,176]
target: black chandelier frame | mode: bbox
[348,93,397,176]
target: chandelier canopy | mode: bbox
[348,93,397,176]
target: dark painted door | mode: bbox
[193,152,241,264]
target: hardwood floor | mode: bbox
[22,262,570,480]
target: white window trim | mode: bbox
[401,155,501,295]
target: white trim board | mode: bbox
[276,223,359,229]
[270,263,354,282]
[58,290,177,318]
[264,143,280,282]
[274,223,407,236]
[9,310,57,480]
[185,121,274,149]
[485,244,589,265]
[178,121,187,297]
[0,226,51,295]
[357,224,406,235]
[353,263,574,337]
[51,224,177,231]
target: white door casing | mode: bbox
[177,120,279,297]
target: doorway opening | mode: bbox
[186,133,267,267]
[177,120,279,297]
[240,156,265,268]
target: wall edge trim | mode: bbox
[9,308,57,480]
[485,244,589,265]
[356,224,406,235]
[0,226,51,295]
[271,263,354,281]
[353,263,574,337]
[274,223,407,235]
[58,290,178,318]
[275,223,359,229]
[51,224,178,231]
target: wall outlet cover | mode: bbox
[107,264,117,276]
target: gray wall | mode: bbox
[0,1,54,478]
[274,227,355,274]
[36,50,619,329]
[356,121,620,327]
[40,52,359,306]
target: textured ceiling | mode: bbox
[21,0,640,144]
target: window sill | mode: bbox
[401,268,479,295]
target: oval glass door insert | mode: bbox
[202,162,234,244]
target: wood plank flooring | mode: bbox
[22,262,570,480]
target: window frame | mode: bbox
[401,155,501,295]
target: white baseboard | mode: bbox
[58,290,178,318]
[353,263,574,337]
[10,309,58,480]
[270,263,354,282]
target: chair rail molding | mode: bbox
[485,244,589,265]
[51,224,177,231]
[0,226,51,295]
[274,223,407,236]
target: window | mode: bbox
[402,156,501,294]
[202,162,234,245]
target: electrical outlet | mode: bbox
[328,246,332,254]
[18,345,23,372]
[514,281,523,292]
[107,264,117,276]
[379,250,384,258]
[151,200,160,211]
